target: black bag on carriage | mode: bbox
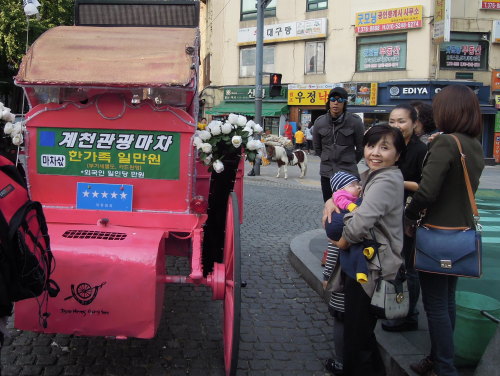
[0,155,59,326]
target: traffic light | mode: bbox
[269,73,282,97]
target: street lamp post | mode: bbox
[252,0,272,176]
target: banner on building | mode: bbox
[287,83,377,106]
[433,0,450,43]
[493,20,500,42]
[238,18,327,45]
[492,70,500,91]
[355,5,423,33]
[481,1,500,9]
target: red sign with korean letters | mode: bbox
[481,1,500,9]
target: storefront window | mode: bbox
[305,41,325,74]
[241,0,276,21]
[307,0,328,11]
[240,46,275,77]
[439,32,489,71]
[356,33,407,72]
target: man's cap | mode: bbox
[328,87,348,100]
[330,171,359,192]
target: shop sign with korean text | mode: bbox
[238,18,327,46]
[355,5,423,33]
[439,40,488,70]
[36,128,180,180]
[287,83,340,106]
[224,86,287,101]
[358,41,407,71]
[287,83,377,106]
[345,83,378,106]
[433,0,450,43]
[481,1,500,9]
[492,70,500,91]
[493,20,500,42]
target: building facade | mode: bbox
[200,0,500,162]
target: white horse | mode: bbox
[265,145,308,179]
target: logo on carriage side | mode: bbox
[64,282,107,305]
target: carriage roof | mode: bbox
[15,26,198,88]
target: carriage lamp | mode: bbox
[190,195,207,214]
[131,94,140,104]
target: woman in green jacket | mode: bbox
[405,85,485,376]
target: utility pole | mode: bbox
[252,0,271,176]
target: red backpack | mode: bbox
[0,155,59,327]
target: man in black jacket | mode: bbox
[313,87,365,202]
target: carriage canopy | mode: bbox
[15,26,198,88]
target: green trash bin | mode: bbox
[454,291,500,366]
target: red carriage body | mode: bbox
[13,17,242,376]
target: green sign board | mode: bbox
[496,112,500,133]
[37,128,180,180]
[224,86,287,101]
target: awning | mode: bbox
[206,102,288,116]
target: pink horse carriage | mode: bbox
[13,3,243,375]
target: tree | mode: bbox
[0,0,74,111]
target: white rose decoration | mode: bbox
[203,155,212,165]
[199,130,211,141]
[246,139,260,151]
[201,143,212,154]
[213,159,224,173]
[253,124,263,134]
[228,113,239,124]
[12,122,23,135]
[193,137,202,148]
[0,103,4,112]
[7,113,16,123]
[209,121,222,136]
[243,126,253,136]
[246,120,256,128]
[231,135,242,148]
[236,115,247,127]
[2,109,12,122]
[221,121,232,134]
[3,122,13,135]
[12,134,23,146]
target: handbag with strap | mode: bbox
[368,230,409,320]
[414,135,482,278]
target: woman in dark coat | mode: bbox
[405,85,485,376]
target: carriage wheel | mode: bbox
[223,192,241,376]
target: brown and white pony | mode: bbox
[265,145,307,179]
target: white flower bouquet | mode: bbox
[193,113,264,173]
[1,102,25,150]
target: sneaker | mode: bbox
[410,356,433,375]
[321,250,328,267]
[324,358,344,375]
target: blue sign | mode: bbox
[76,182,133,212]
[378,80,491,105]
